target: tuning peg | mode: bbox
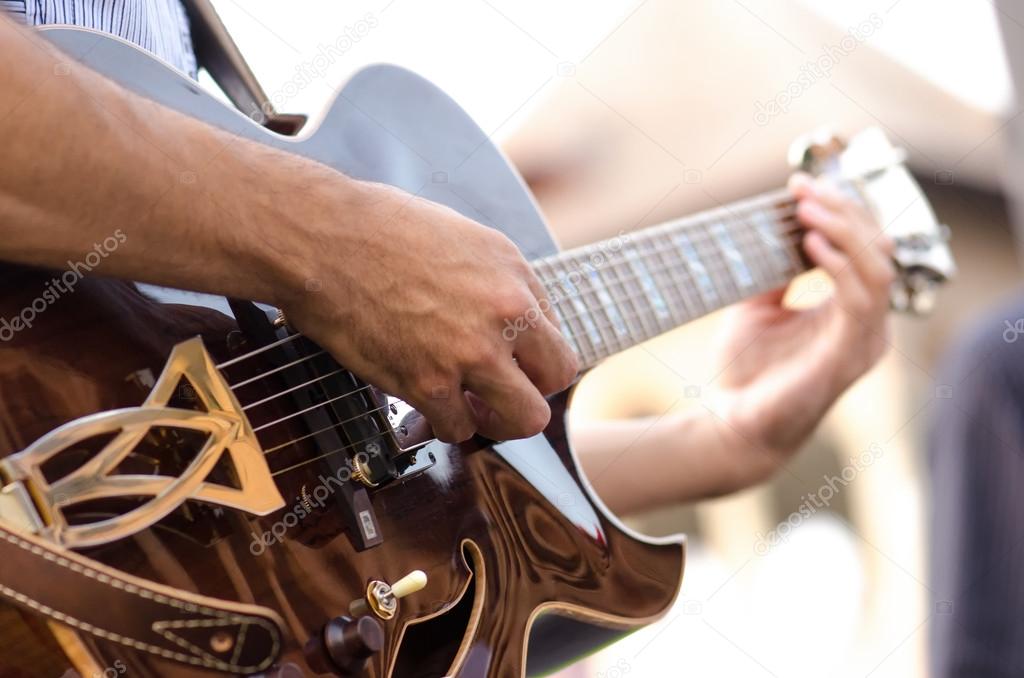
[787,127,847,176]
[890,271,940,316]
[349,570,428,620]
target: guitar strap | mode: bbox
[181,0,308,135]
[0,518,284,673]
[0,6,296,674]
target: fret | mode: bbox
[642,229,694,326]
[569,252,621,358]
[551,298,584,359]
[695,219,742,306]
[530,188,813,370]
[587,259,630,340]
[608,247,657,346]
[710,220,755,291]
[625,241,672,332]
[598,250,647,350]
[556,293,599,366]
[750,208,785,281]
[651,229,700,323]
[751,208,796,283]
[557,267,604,357]
[627,250,665,342]
[723,212,768,292]
[748,209,793,289]
[535,259,595,365]
[673,229,717,311]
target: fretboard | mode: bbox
[531,189,807,370]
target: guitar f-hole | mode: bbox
[390,540,486,678]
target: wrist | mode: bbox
[228,152,378,311]
[711,386,799,468]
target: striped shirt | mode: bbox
[1,0,196,77]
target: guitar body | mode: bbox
[0,28,684,677]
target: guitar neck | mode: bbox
[532,188,808,369]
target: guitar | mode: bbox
[0,27,953,678]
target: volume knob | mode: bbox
[304,615,383,677]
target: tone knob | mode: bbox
[304,615,383,677]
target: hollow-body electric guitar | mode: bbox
[0,27,954,678]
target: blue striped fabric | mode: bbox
[0,1,27,21]
[3,0,196,78]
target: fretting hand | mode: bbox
[575,173,896,514]
[712,173,895,464]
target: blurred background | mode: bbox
[208,1,1021,675]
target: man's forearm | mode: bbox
[0,16,581,444]
[0,16,366,306]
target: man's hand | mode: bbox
[574,173,895,515]
[277,182,579,443]
[713,173,894,458]
[0,17,576,445]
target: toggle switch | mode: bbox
[349,570,428,621]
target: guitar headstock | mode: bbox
[788,127,956,315]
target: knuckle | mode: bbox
[464,344,501,373]
[413,373,455,404]
[437,417,474,444]
[843,288,873,315]
[449,419,476,443]
[519,400,551,436]
[493,286,532,323]
[881,263,897,286]
[878,234,897,256]
[425,396,475,444]
[872,260,897,288]
[558,352,580,388]
[490,230,523,259]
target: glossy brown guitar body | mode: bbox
[0,269,683,677]
[0,28,684,678]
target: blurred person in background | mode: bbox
[929,294,1024,678]
[928,4,1024,676]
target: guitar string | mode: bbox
[531,189,797,271]
[261,403,392,456]
[222,219,804,412]
[244,259,810,472]
[215,332,306,369]
[261,403,391,455]
[221,209,806,438]
[216,201,802,376]
[533,202,799,270]
[221,180,880,475]
[241,366,348,411]
[269,429,397,477]
[253,384,383,433]
[229,349,326,390]
[541,219,805,331]
[543,230,806,363]
[254,274,807,476]
[546,255,801,358]
[219,205,811,467]
[265,227,800,476]
[262,225,798,477]
[540,213,802,313]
